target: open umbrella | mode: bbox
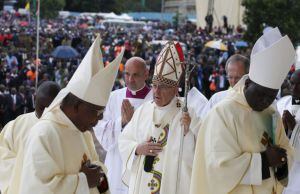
[51,45,79,59]
[205,40,227,51]
[235,40,248,47]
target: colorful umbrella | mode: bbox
[205,40,227,51]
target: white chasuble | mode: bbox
[190,77,293,194]
[0,112,38,194]
[119,97,201,194]
[19,107,109,194]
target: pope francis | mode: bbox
[118,41,202,194]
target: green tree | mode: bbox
[145,0,161,12]
[0,0,4,10]
[63,0,161,13]
[64,0,120,13]
[41,0,65,18]
[242,0,300,44]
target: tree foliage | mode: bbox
[14,0,161,18]
[64,0,120,13]
[41,0,65,18]
[121,0,161,12]
[242,0,300,44]
[64,0,161,13]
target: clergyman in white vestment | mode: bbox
[190,27,295,194]
[19,35,124,194]
[94,57,153,194]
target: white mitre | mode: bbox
[249,27,295,89]
[46,35,124,113]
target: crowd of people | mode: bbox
[0,9,249,129]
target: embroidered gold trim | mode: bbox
[152,75,178,87]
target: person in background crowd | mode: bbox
[95,56,152,194]
[201,54,249,117]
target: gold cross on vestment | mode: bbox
[148,179,158,190]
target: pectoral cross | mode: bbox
[151,137,157,143]
[148,179,158,191]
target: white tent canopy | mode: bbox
[104,12,133,21]
[76,12,133,21]
[195,0,245,28]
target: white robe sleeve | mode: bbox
[182,110,201,167]
[290,123,300,161]
[187,87,208,119]
[77,173,90,194]
[203,108,254,193]
[118,110,140,185]
[182,132,195,167]
[275,114,294,160]
[94,95,122,151]
[200,98,215,119]
[0,121,16,192]
[200,91,228,119]
[240,153,262,185]
[290,123,300,146]
[20,130,90,194]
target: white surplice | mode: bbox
[278,96,300,194]
[277,95,292,116]
[201,89,230,118]
[94,87,153,194]
[187,87,208,119]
